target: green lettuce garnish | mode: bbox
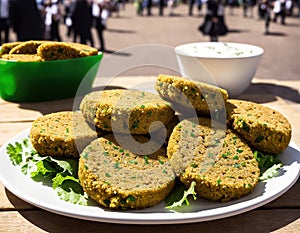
[52,173,89,205]
[165,181,197,210]
[6,138,88,205]
[259,163,283,181]
[254,150,283,180]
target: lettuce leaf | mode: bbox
[52,173,89,205]
[165,181,197,210]
[6,138,88,205]
[259,163,283,181]
[253,150,283,180]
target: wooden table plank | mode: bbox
[0,209,299,233]
[0,184,35,210]
[0,102,41,122]
[0,122,32,147]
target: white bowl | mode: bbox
[175,42,264,97]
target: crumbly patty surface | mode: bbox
[9,40,46,55]
[80,89,175,134]
[0,42,22,55]
[167,117,260,202]
[1,41,98,61]
[30,111,97,158]
[155,75,228,116]
[37,42,98,60]
[78,134,175,209]
[226,99,292,154]
[1,54,43,62]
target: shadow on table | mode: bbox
[106,28,136,34]
[15,82,300,115]
[264,31,286,36]
[239,82,300,104]
[103,49,132,56]
[17,98,75,115]
[228,28,250,34]
[16,85,127,115]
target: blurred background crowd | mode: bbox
[0,0,300,49]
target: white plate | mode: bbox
[0,128,299,224]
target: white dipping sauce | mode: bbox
[177,42,259,58]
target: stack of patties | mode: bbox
[78,89,177,209]
[0,40,98,62]
[29,74,292,209]
[155,74,291,202]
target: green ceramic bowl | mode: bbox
[0,52,103,102]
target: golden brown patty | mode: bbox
[167,117,260,202]
[30,111,97,158]
[0,42,22,55]
[80,89,175,134]
[9,40,46,55]
[78,134,176,209]
[155,74,228,116]
[37,42,98,60]
[226,99,292,154]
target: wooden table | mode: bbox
[1,77,299,233]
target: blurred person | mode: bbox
[242,0,256,17]
[42,0,63,41]
[9,0,44,41]
[188,0,195,16]
[167,0,178,16]
[227,0,239,15]
[258,0,267,18]
[134,0,144,15]
[145,0,152,16]
[261,0,273,34]
[0,0,9,44]
[158,0,165,16]
[242,0,250,17]
[246,0,257,17]
[273,0,286,24]
[198,0,228,42]
[197,0,203,16]
[63,0,75,37]
[70,0,94,46]
[110,0,124,17]
[36,0,44,10]
[297,0,300,16]
[92,0,110,51]
[284,0,292,15]
[189,0,203,16]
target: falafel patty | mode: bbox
[37,42,98,60]
[9,40,46,55]
[78,134,176,209]
[155,74,228,116]
[80,89,175,134]
[30,111,97,158]
[0,42,22,56]
[226,99,292,154]
[167,117,260,202]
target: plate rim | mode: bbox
[0,128,299,225]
